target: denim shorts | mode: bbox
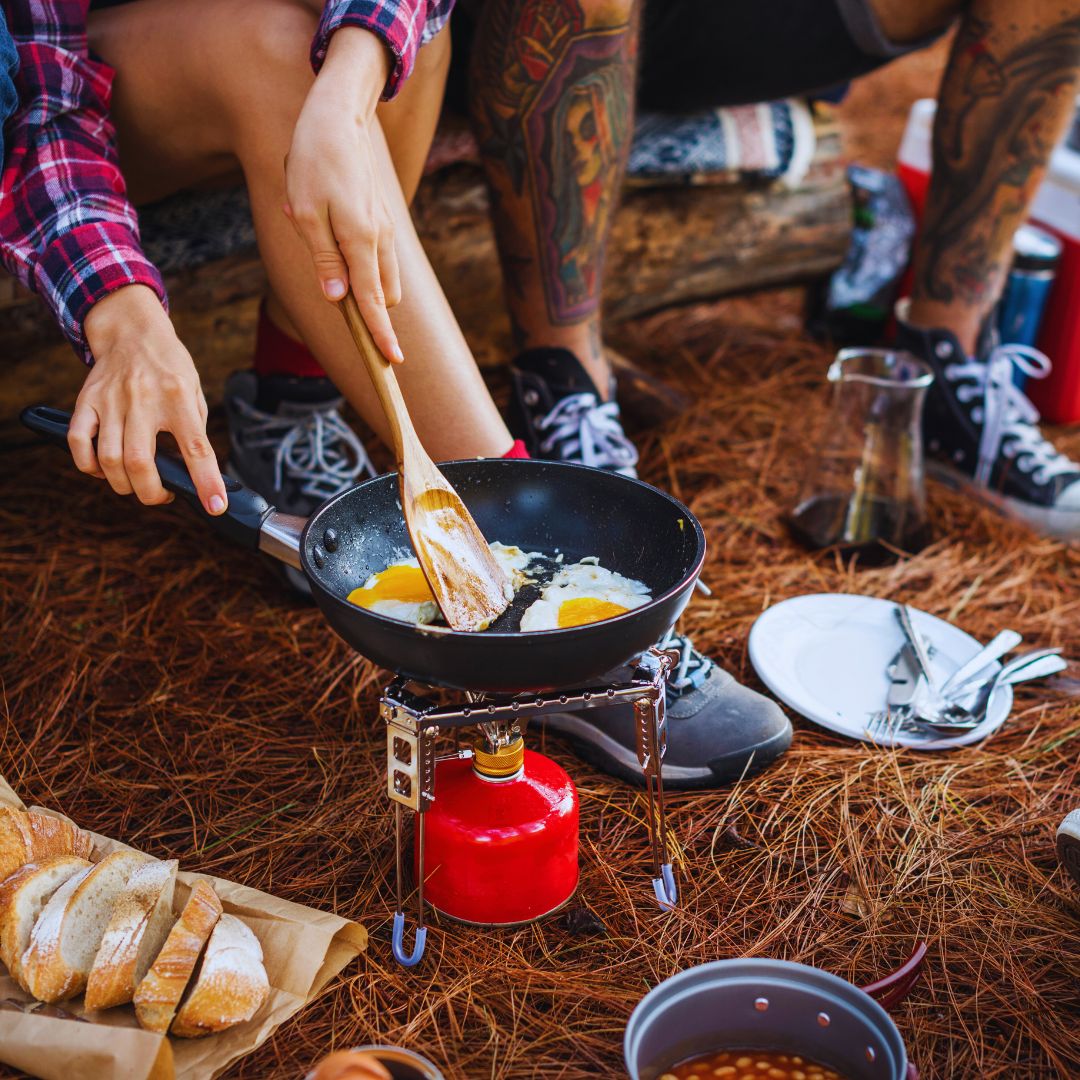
[0,8,18,166]
[638,0,946,112]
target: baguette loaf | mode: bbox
[170,913,268,1038]
[20,849,152,1002]
[133,879,222,1033]
[0,807,93,885]
[0,856,91,982]
[85,858,178,1011]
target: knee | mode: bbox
[243,0,318,82]
[219,0,317,151]
[576,0,636,29]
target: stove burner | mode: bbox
[381,648,678,967]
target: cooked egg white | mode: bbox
[519,561,650,631]
[488,541,542,589]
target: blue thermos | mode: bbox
[998,223,1062,387]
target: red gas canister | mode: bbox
[418,738,579,925]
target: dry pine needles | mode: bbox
[1,290,1079,1079]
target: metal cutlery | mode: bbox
[938,629,1023,697]
[870,612,1067,741]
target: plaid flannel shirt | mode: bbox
[0,0,452,360]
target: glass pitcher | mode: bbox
[789,348,934,564]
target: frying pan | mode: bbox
[22,406,706,692]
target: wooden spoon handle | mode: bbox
[338,291,415,467]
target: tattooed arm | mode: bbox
[909,2,1080,351]
[468,0,639,395]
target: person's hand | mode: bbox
[75,284,227,514]
[284,26,403,363]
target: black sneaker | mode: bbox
[540,630,792,790]
[224,371,375,592]
[508,347,639,477]
[895,302,1080,539]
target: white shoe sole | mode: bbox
[1059,809,1080,891]
[930,462,1080,541]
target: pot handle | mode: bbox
[20,405,275,551]
[860,940,928,1012]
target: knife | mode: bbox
[886,644,923,712]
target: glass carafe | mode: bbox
[789,348,934,564]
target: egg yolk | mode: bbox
[348,564,435,609]
[557,597,629,628]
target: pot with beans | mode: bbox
[624,959,916,1080]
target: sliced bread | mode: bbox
[170,913,268,1038]
[0,856,92,982]
[133,879,222,1033]
[0,807,93,885]
[85,858,179,1011]
[20,849,152,1002]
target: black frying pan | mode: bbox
[22,406,705,692]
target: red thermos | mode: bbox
[418,738,579,925]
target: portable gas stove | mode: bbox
[382,648,678,966]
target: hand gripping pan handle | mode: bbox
[20,405,304,566]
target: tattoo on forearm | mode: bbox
[470,0,637,325]
[915,14,1080,308]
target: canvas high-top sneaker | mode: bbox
[224,371,375,593]
[894,302,1080,539]
[509,348,639,477]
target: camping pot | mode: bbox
[624,959,913,1080]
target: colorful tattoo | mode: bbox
[915,13,1080,308]
[470,0,637,327]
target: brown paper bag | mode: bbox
[0,774,367,1080]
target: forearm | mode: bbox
[312,24,391,118]
[910,0,1080,347]
[312,0,446,99]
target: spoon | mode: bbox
[917,653,1068,732]
[938,629,1022,697]
[339,292,511,631]
[947,646,1063,699]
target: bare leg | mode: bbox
[468,0,639,399]
[899,0,1080,351]
[90,0,513,461]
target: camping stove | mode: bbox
[381,648,678,967]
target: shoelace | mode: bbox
[946,343,1079,488]
[655,628,714,699]
[231,397,375,500]
[536,392,639,472]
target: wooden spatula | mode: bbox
[338,292,511,631]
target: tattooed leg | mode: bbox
[907,0,1080,352]
[468,0,639,399]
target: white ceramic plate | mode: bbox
[748,593,1012,749]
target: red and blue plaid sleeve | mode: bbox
[311,0,454,100]
[0,0,166,361]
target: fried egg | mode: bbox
[347,557,440,624]
[519,560,650,631]
[347,542,542,625]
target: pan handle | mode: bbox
[20,405,296,559]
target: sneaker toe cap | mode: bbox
[665,667,792,781]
